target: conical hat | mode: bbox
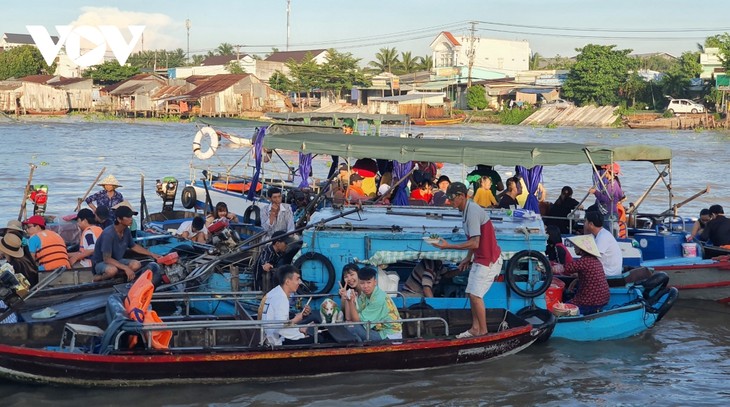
[98,174,122,187]
[567,235,601,258]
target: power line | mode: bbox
[475,20,730,34]
[476,27,720,41]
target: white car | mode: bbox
[542,98,574,108]
[666,99,705,114]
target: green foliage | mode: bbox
[397,51,419,74]
[127,49,187,69]
[562,44,635,106]
[633,54,679,72]
[498,107,535,125]
[82,61,140,85]
[225,61,246,74]
[466,86,487,110]
[0,45,55,80]
[269,71,292,93]
[368,47,400,73]
[210,43,235,57]
[709,33,730,71]
[659,71,690,99]
[619,72,648,107]
[529,52,543,70]
[543,54,575,70]
[191,54,206,66]
[318,49,369,99]
[417,55,433,71]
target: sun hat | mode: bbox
[98,174,122,188]
[0,233,24,258]
[5,220,23,232]
[445,182,468,200]
[114,205,135,219]
[113,200,138,215]
[378,184,390,195]
[22,215,46,228]
[567,235,601,258]
[601,163,621,175]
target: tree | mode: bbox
[417,55,433,71]
[708,33,730,70]
[269,71,292,93]
[397,51,419,74]
[562,44,635,106]
[0,45,55,80]
[529,52,543,70]
[660,71,691,99]
[82,61,140,85]
[206,42,235,57]
[543,54,575,70]
[226,61,246,74]
[286,52,322,99]
[466,85,487,110]
[619,72,648,107]
[127,48,187,70]
[318,49,370,100]
[191,54,206,66]
[368,47,399,73]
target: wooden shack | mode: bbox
[0,80,69,114]
[177,74,288,117]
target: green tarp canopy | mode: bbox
[262,124,672,166]
[194,117,272,128]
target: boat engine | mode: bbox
[207,218,240,253]
[156,252,187,284]
[155,176,178,212]
[0,264,31,307]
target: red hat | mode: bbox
[22,215,46,228]
[602,163,621,175]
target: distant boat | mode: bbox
[411,114,466,126]
[25,109,68,116]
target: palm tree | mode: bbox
[191,54,205,66]
[417,55,434,72]
[398,51,419,74]
[215,42,235,56]
[529,52,543,70]
[368,47,399,73]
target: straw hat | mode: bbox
[98,174,122,188]
[0,233,24,258]
[5,220,23,232]
[112,200,138,215]
[567,235,601,258]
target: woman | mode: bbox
[473,176,498,208]
[562,235,610,315]
[85,174,124,215]
[206,201,237,226]
[339,263,360,320]
[409,181,433,204]
[0,233,38,287]
[688,208,711,241]
[546,186,580,234]
[545,225,572,274]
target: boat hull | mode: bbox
[653,262,730,303]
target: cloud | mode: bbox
[69,7,182,51]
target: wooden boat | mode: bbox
[0,292,553,387]
[25,109,69,116]
[410,115,466,126]
[651,252,730,303]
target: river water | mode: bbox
[0,119,729,405]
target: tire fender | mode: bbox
[293,252,336,295]
[180,186,197,209]
[505,250,553,298]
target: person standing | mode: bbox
[261,187,295,239]
[433,182,503,338]
[85,174,124,219]
[23,215,70,272]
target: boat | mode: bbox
[0,291,553,387]
[410,114,466,126]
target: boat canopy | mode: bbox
[262,124,672,166]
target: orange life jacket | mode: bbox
[34,230,70,270]
[124,270,171,349]
[617,204,628,239]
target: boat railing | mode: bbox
[110,315,449,352]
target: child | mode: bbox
[473,176,497,208]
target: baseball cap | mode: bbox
[22,215,46,228]
[75,208,96,222]
[445,182,468,200]
[115,205,135,219]
[350,173,364,182]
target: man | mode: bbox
[583,211,623,277]
[433,182,503,338]
[341,266,402,341]
[68,208,103,268]
[403,259,456,297]
[253,230,289,292]
[23,215,71,271]
[95,205,113,229]
[498,177,520,209]
[261,187,294,239]
[346,173,369,203]
[92,205,160,282]
[261,265,319,346]
[175,216,208,243]
[700,204,730,247]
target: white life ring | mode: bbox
[192,127,219,160]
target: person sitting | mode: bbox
[23,215,71,272]
[68,208,103,268]
[261,265,319,346]
[466,165,503,197]
[498,177,520,209]
[346,173,369,203]
[562,235,610,315]
[546,186,581,234]
[91,205,161,282]
[95,205,113,229]
[545,225,573,274]
[175,216,208,243]
[687,208,711,242]
[262,187,295,240]
[473,176,498,208]
[432,175,451,206]
[583,211,623,277]
[402,259,456,297]
[85,174,124,220]
[338,263,361,313]
[253,230,289,292]
[375,184,392,205]
[206,201,237,226]
[341,266,402,341]
[700,204,730,247]
[409,181,433,205]
[0,233,38,287]
[112,200,139,234]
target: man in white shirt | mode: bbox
[261,187,295,239]
[175,216,208,243]
[261,265,316,346]
[584,211,623,277]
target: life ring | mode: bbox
[505,250,553,298]
[243,205,261,226]
[293,252,336,295]
[180,186,197,209]
[651,286,678,323]
[192,127,219,160]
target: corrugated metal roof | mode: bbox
[18,75,54,84]
[151,85,187,100]
[52,77,91,86]
[185,75,211,86]
[265,49,326,63]
[3,33,58,45]
[0,81,22,90]
[201,55,238,66]
[102,74,164,93]
[369,93,445,102]
[180,74,249,98]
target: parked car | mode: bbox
[541,98,574,108]
[666,99,705,114]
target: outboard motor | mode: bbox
[207,218,240,253]
[638,271,670,304]
[155,177,178,212]
[0,264,31,307]
[156,252,187,284]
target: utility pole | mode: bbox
[466,21,478,88]
[286,0,291,51]
[234,44,243,61]
[185,19,191,65]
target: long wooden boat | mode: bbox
[651,257,730,303]
[410,115,465,126]
[0,293,552,386]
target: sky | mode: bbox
[3,0,730,64]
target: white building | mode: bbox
[430,31,531,78]
[700,47,724,80]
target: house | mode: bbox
[0,79,69,114]
[19,75,94,110]
[256,49,328,82]
[0,32,58,51]
[470,78,557,110]
[101,73,167,115]
[367,92,447,117]
[700,48,724,80]
[175,74,289,117]
[169,54,257,79]
[430,31,531,78]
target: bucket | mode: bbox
[681,242,697,257]
[544,277,565,312]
